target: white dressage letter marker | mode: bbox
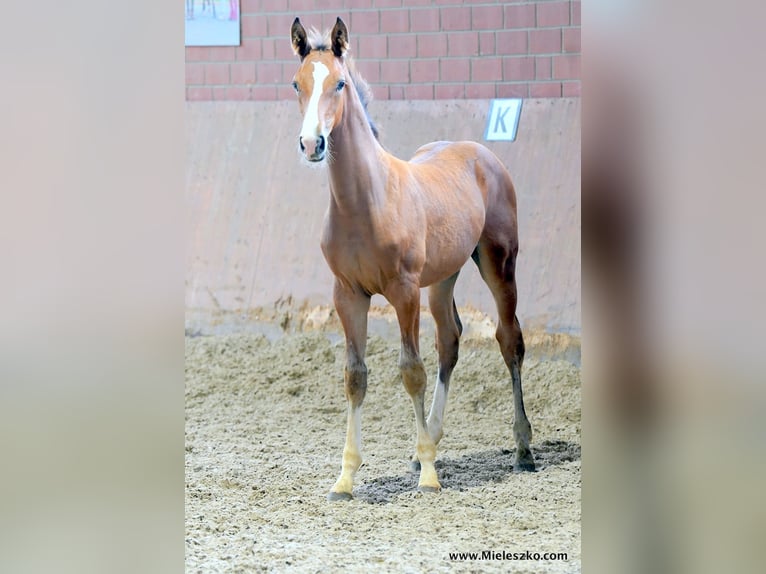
[484,99,523,142]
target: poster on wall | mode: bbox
[185,1,240,47]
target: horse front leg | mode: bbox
[328,280,370,501]
[387,278,441,493]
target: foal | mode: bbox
[289,17,535,500]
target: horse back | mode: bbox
[409,140,518,250]
[408,140,516,210]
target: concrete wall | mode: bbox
[186,1,581,101]
[186,97,580,334]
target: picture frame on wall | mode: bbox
[185,0,240,47]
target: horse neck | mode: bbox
[327,84,386,216]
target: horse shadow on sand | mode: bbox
[353,439,580,504]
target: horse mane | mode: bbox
[306,27,380,140]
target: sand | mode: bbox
[185,328,581,573]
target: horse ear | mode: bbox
[331,17,349,58]
[291,18,310,59]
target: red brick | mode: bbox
[241,14,267,38]
[441,7,471,31]
[281,64,298,84]
[288,0,314,12]
[226,87,252,101]
[236,40,262,61]
[357,35,387,59]
[389,85,405,100]
[406,0,431,5]
[375,0,403,7]
[204,63,229,85]
[479,32,495,56]
[371,85,389,101]
[440,58,469,82]
[434,0,464,5]
[349,36,360,55]
[435,84,465,99]
[277,85,296,100]
[274,38,295,60]
[321,11,351,31]
[411,59,439,83]
[185,46,207,62]
[529,82,562,98]
[471,57,502,82]
[186,63,204,85]
[230,62,256,84]
[418,34,447,58]
[380,60,409,83]
[471,6,503,30]
[563,81,581,96]
[447,32,478,56]
[212,87,227,101]
[351,11,379,34]
[260,0,287,12]
[241,0,260,12]
[529,29,561,54]
[563,28,581,53]
[496,83,528,98]
[186,87,212,101]
[405,84,434,100]
[252,85,277,100]
[257,61,282,84]
[267,13,296,37]
[465,83,496,99]
[208,46,236,61]
[496,30,527,55]
[504,4,535,28]
[411,8,439,32]
[572,1,581,26]
[355,60,380,84]
[535,56,552,80]
[389,35,416,58]
[346,0,372,10]
[503,57,535,81]
[380,9,409,33]
[537,2,570,27]
[553,54,580,79]
[261,39,275,60]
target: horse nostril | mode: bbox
[299,137,305,152]
[317,135,325,154]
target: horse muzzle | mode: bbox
[299,135,326,162]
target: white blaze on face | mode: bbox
[300,61,330,141]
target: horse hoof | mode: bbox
[410,458,421,472]
[418,485,441,494]
[514,457,536,472]
[327,490,353,502]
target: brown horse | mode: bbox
[289,17,534,501]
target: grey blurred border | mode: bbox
[3,1,765,573]
[583,2,766,574]
[0,2,185,573]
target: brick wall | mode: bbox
[185,0,581,101]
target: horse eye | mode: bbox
[336,80,345,92]
[292,81,300,93]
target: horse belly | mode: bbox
[420,193,485,287]
[409,141,494,287]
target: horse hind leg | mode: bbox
[427,273,462,445]
[505,314,535,471]
[474,242,535,471]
